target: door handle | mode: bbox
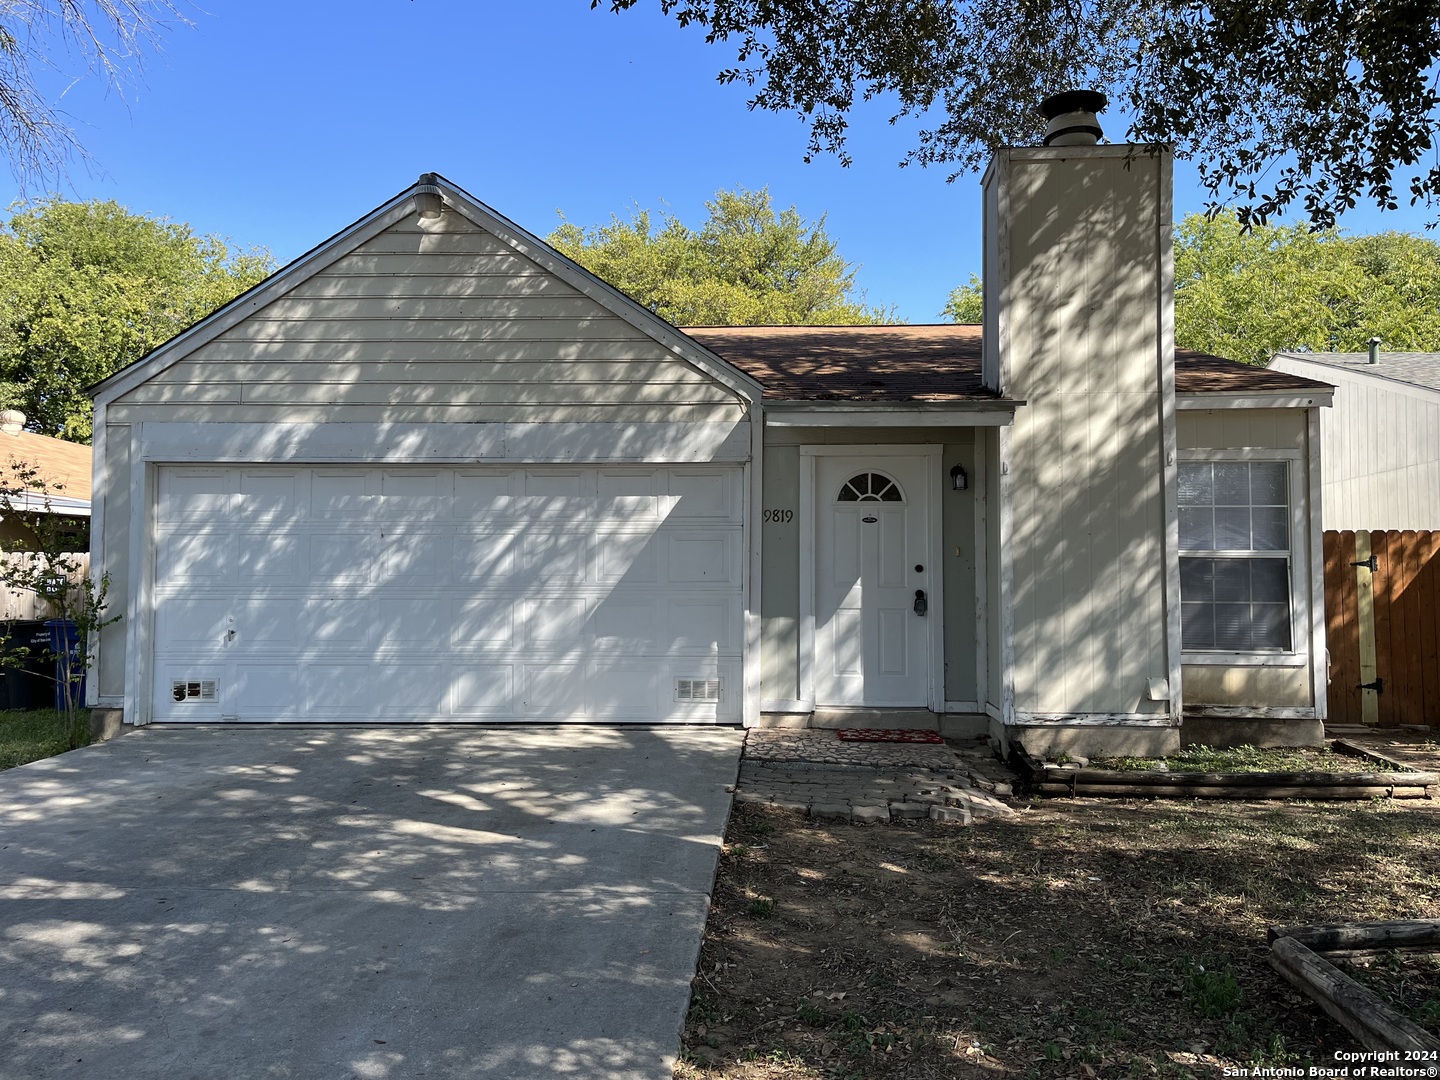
[913,589,928,616]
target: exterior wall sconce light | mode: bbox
[950,464,968,491]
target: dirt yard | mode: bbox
[677,778,1440,1079]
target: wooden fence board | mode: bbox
[1324,529,1440,729]
[0,553,90,621]
[1422,534,1440,723]
[1324,532,1359,725]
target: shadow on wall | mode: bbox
[0,725,740,1079]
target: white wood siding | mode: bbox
[114,212,743,425]
[987,149,1174,719]
[1269,360,1440,530]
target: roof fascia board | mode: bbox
[1176,391,1333,410]
[92,194,420,406]
[764,403,1022,427]
[1272,354,1440,405]
[435,180,764,404]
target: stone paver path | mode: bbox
[735,730,1016,824]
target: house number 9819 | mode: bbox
[763,509,794,523]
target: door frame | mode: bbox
[799,445,945,712]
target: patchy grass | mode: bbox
[1334,950,1440,1030]
[675,796,1440,1079]
[0,708,90,770]
[1092,743,1389,775]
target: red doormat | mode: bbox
[835,728,945,744]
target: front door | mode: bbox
[813,454,933,706]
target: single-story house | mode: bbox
[87,129,1335,755]
[0,409,92,551]
[1269,347,1440,531]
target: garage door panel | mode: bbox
[522,533,588,582]
[159,532,232,583]
[595,530,658,583]
[669,598,738,651]
[233,664,302,711]
[309,534,374,583]
[452,600,515,647]
[454,532,519,579]
[521,664,584,714]
[237,534,302,584]
[307,663,450,714]
[378,533,450,584]
[452,665,514,714]
[153,464,742,723]
[304,597,371,644]
[524,597,588,643]
[668,534,735,583]
[155,598,229,648]
[592,598,658,651]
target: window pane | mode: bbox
[1214,507,1251,549]
[1182,603,1215,650]
[1179,509,1214,550]
[1179,557,1215,597]
[1214,603,1251,649]
[1251,462,1287,505]
[1251,507,1289,551]
[1251,604,1292,649]
[1250,558,1290,602]
[1213,559,1252,602]
[1178,463,1213,506]
[1214,462,1250,504]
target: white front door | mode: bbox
[813,454,933,706]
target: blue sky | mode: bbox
[8,1,1433,323]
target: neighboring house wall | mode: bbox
[984,146,1177,722]
[1177,408,1320,710]
[1269,355,1440,530]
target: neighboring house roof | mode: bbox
[0,416,92,515]
[686,324,1333,401]
[1271,350,1440,394]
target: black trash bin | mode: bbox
[0,620,50,710]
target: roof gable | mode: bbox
[92,175,762,408]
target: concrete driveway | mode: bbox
[0,725,743,1080]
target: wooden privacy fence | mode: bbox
[1324,531,1440,728]
[0,552,91,622]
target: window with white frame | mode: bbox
[1178,460,1292,651]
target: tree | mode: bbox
[0,460,118,750]
[548,186,895,325]
[941,273,983,323]
[595,0,1440,229]
[1,1,187,185]
[0,198,273,440]
[941,213,1440,363]
[1173,213,1440,364]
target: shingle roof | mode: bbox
[1271,351,1440,393]
[684,325,1332,401]
[0,427,92,504]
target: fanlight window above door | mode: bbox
[837,472,904,502]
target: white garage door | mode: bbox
[151,465,744,723]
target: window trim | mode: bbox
[1178,449,1306,665]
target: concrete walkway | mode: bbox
[0,725,743,1080]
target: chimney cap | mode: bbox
[1040,89,1107,120]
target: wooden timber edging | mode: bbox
[1014,748,1436,800]
[1268,921,1440,1053]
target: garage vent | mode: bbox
[172,679,218,704]
[675,678,722,702]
